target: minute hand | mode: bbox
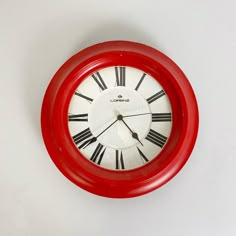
[83,118,118,148]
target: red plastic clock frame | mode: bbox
[41,40,199,198]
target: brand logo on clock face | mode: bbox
[110,95,130,102]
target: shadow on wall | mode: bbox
[75,22,158,51]
[23,20,158,141]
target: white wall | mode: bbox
[1,0,236,235]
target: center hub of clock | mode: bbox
[88,87,151,149]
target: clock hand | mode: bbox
[83,118,118,148]
[122,112,152,118]
[83,113,145,149]
[117,114,143,146]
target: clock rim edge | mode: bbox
[41,40,199,198]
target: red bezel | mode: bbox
[41,40,199,198]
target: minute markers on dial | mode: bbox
[147,90,165,104]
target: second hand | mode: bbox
[123,112,152,118]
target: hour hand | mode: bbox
[132,132,143,146]
[118,115,143,146]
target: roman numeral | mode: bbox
[115,67,126,86]
[135,73,146,90]
[92,72,107,91]
[146,129,167,148]
[147,90,165,104]
[137,147,149,163]
[90,143,106,165]
[68,113,88,122]
[152,113,172,122]
[116,150,125,170]
[72,128,94,149]
[75,92,93,103]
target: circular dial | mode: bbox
[68,66,172,170]
[41,40,199,198]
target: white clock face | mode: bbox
[68,66,172,170]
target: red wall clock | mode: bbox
[41,40,199,198]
